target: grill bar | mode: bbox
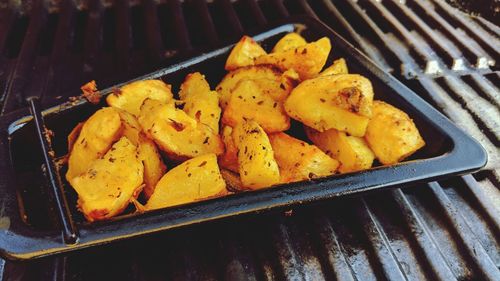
[427,182,500,281]
[26,97,78,244]
[2,0,47,114]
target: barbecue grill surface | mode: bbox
[0,0,499,280]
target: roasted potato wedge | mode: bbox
[272,32,307,53]
[69,137,144,221]
[222,80,290,133]
[179,72,221,134]
[305,127,374,173]
[67,122,84,153]
[225,36,267,71]
[269,132,339,183]
[66,107,123,180]
[284,74,374,137]
[219,126,239,173]
[216,65,293,109]
[112,110,168,198]
[255,37,331,80]
[365,101,425,165]
[145,153,227,210]
[319,58,348,76]
[178,72,211,100]
[232,120,280,189]
[106,80,173,116]
[138,99,224,160]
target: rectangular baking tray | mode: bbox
[0,16,487,260]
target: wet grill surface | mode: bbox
[0,0,499,280]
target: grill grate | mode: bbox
[0,0,499,280]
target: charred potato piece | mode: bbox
[365,101,425,165]
[145,154,227,210]
[272,32,307,53]
[219,126,239,173]
[70,137,144,221]
[222,80,290,133]
[138,99,224,160]
[216,66,295,109]
[269,132,339,183]
[233,120,280,189]
[106,80,173,116]
[179,72,221,134]
[305,127,374,173]
[319,58,348,76]
[66,107,123,180]
[220,168,246,191]
[225,36,267,71]
[284,74,374,137]
[255,37,331,80]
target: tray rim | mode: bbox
[0,15,487,260]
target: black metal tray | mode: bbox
[0,16,487,260]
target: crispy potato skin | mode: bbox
[219,126,239,173]
[233,120,280,189]
[145,154,227,210]
[284,74,374,137]
[138,99,224,160]
[305,127,374,173]
[255,37,331,80]
[269,132,339,183]
[365,101,425,165]
[216,65,293,109]
[222,80,290,133]
[106,80,173,116]
[70,137,144,221]
[272,32,307,53]
[225,36,267,71]
[319,58,348,76]
[66,107,123,181]
[179,72,221,134]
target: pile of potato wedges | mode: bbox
[66,32,425,221]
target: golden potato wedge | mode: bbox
[67,122,84,153]
[284,74,374,137]
[66,107,123,180]
[145,154,227,210]
[269,132,339,183]
[138,99,224,160]
[365,101,425,165]
[219,126,239,173]
[178,72,211,100]
[70,137,144,221]
[225,36,267,71]
[107,109,167,199]
[216,65,293,109]
[106,80,173,116]
[179,72,221,134]
[138,137,167,199]
[222,80,290,133]
[319,58,348,76]
[232,120,280,189]
[305,127,374,173]
[272,32,307,53]
[255,37,331,80]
